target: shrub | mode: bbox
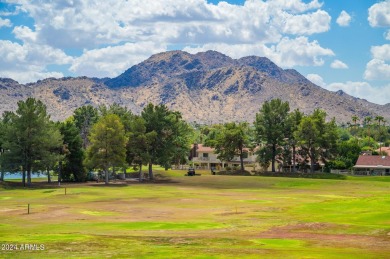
[254,172,346,180]
[216,170,251,176]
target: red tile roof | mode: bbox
[354,155,390,168]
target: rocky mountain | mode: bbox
[0,50,388,123]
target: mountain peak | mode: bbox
[1,50,388,123]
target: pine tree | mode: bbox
[85,114,127,184]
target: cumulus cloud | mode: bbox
[10,0,331,48]
[307,73,325,87]
[269,0,323,13]
[330,59,348,69]
[13,26,38,43]
[306,71,390,105]
[0,40,72,83]
[281,10,331,35]
[364,44,390,80]
[368,0,390,27]
[371,44,390,60]
[70,42,166,78]
[184,37,334,68]
[0,70,65,85]
[3,0,334,80]
[364,59,390,80]
[309,72,390,105]
[269,37,334,67]
[325,81,390,105]
[0,17,12,28]
[336,10,351,27]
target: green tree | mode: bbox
[0,112,16,180]
[374,116,387,152]
[1,98,63,186]
[362,116,372,147]
[99,103,133,132]
[99,103,134,175]
[141,104,191,179]
[38,121,65,183]
[374,116,384,128]
[59,119,86,182]
[73,105,99,149]
[167,112,194,169]
[254,99,290,172]
[256,146,273,172]
[295,109,338,173]
[0,119,5,181]
[127,116,157,181]
[335,140,361,169]
[205,122,251,172]
[85,114,127,184]
[351,115,359,129]
[285,109,303,173]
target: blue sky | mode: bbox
[0,0,389,104]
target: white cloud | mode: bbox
[2,0,334,81]
[307,73,390,105]
[0,40,72,83]
[0,17,12,28]
[0,71,65,85]
[336,10,351,27]
[371,44,390,60]
[364,59,390,80]
[269,37,334,67]
[364,44,390,80]
[386,30,390,40]
[70,42,166,77]
[9,0,331,48]
[330,59,348,69]
[325,81,390,105]
[368,0,390,27]
[282,10,331,35]
[269,0,323,13]
[13,26,38,43]
[307,73,325,87]
[184,37,334,68]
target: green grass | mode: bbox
[1,172,389,258]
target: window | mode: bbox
[242,152,248,159]
[203,153,209,158]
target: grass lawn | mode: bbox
[0,169,389,258]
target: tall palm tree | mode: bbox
[351,115,359,129]
[375,116,384,127]
[346,122,351,131]
[364,117,372,146]
[375,116,385,153]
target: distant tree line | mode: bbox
[1,98,389,185]
[0,98,193,185]
[195,100,389,173]
[201,99,339,173]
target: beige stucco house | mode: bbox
[189,144,257,170]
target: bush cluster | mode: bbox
[216,170,251,176]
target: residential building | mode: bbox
[189,144,257,170]
[353,155,390,176]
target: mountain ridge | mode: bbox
[0,50,388,124]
